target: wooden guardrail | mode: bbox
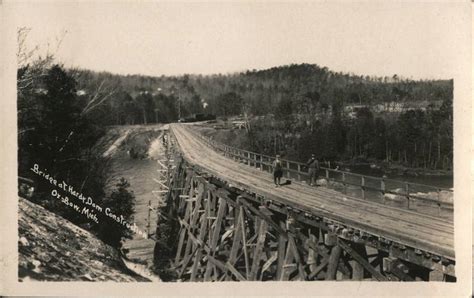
[167,157,456,281]
[183,126,453,214]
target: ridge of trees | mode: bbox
[70,63,452,125]
[69,63,452,170]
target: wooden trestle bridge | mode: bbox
[157,123,454,282]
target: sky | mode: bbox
[6,1,470,79]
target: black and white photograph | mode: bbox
[0,1,472,296]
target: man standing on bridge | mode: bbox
[306,154,320,186]
[273,155,283,187]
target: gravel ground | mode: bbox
[18,197,149,282]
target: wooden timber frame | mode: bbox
[165,158,455,282]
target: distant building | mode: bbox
[232,121,246,129]
[345,101,439,116]
[344,104,370,118]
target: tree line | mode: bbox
[70,64,452,170]
[70,64,452,126]
[18,58,134,248]
[237,100,452,170]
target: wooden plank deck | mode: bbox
[171,124,454,259]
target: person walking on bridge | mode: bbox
[306,154,320,186]
[273,155,283,187]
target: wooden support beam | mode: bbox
[167,155,453,282]
[297,232,323,257]
[279,249,293,281]
[308,229,318,271]
[184,183,206,261]
[240,209,250,279]
[324,233,337,246]
[370,254,382,271]
[190,207,210,281]
[178,246,198,279]
[382,257,396,273]
[249,220,268,280]
[224,261,247,281]
[226,206,243,281]
[326,245,342,280]
[350,243,367,280]
[337,255,352,279]
[429,270,445,281]
[389,246,455,277]
[174,197,193,265]
[239,196,288,239]
[261,252,278,277]
[307,233,318,274]
[280,234,301,281]
[177,175,193,212]
[204,197,228,281]
[288,234,307,281]
[190,242,204,280]
[253,216,262,243]
[276,221,287,280]
[383,257,414,281]
[308,257,329,280]
[206,255,247,281]
[339,239,388,281]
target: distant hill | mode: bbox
[71,63,452,125]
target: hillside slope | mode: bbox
[72,64,452,126]
[18,197,149,282]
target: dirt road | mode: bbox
[171,123,454,259]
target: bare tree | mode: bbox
[242,97,252,133]
[79,80,117,116]
[17,27,39,67]
[17,27,68,94]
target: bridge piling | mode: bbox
[153,126,455,282]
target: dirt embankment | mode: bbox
[18,197,149,282]
[18,124,168,282]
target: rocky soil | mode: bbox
[18,197,149,282]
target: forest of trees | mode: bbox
[70,63,452,126]
[230,101,452,170]
[71,64,453,125]
[17,35,135,248]
[69,64,452,170]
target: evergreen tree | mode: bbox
[98,178,135,248]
